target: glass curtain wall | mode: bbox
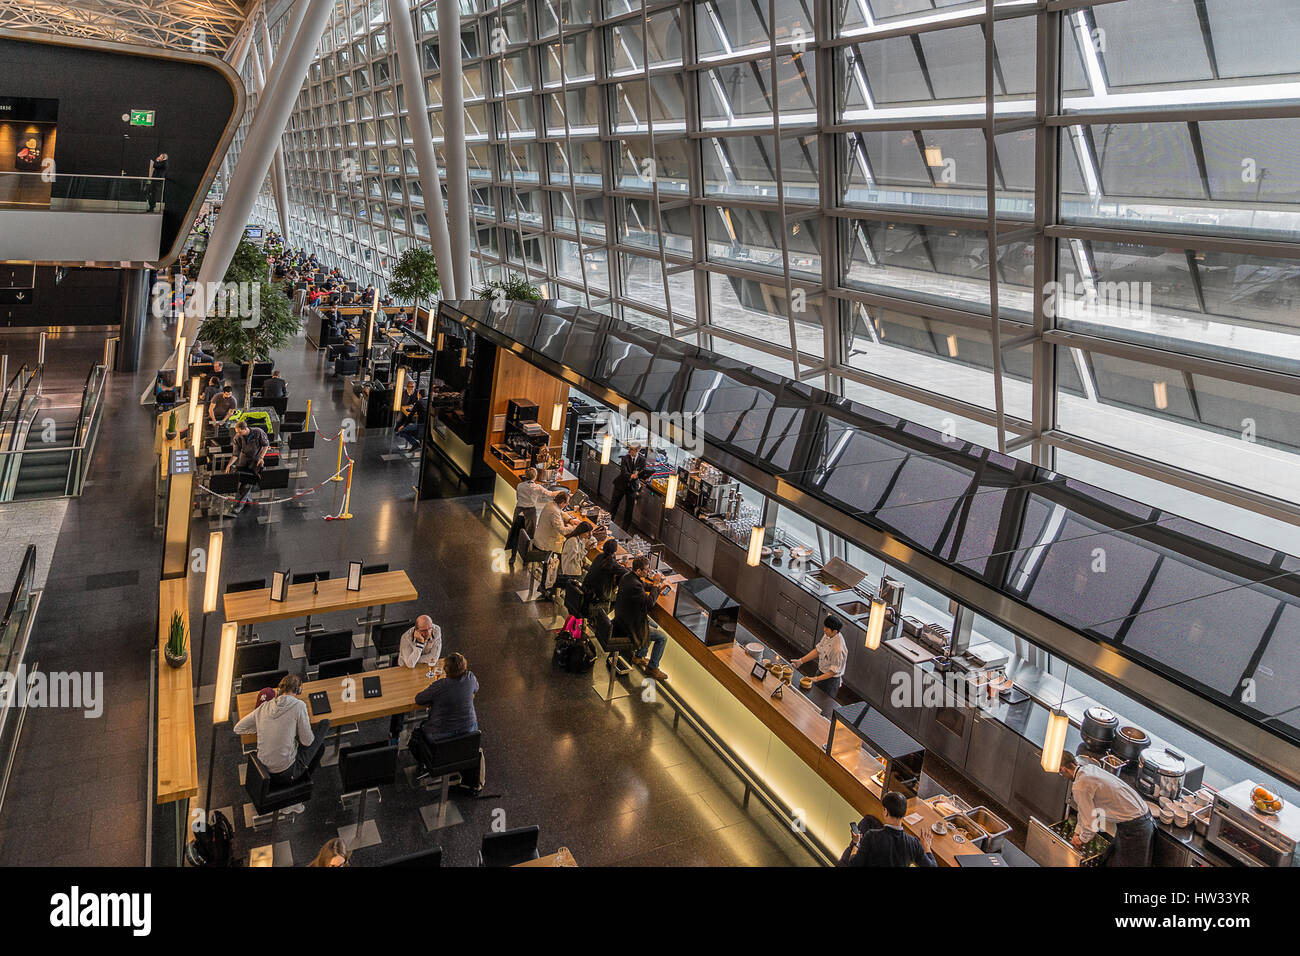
[256,0,1300,550]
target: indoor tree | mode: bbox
[480,273,543,304]
[387,246,441,334]
[191,237,297,406]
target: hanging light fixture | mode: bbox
[925,146,944,167]
[436,331,444,351]
[664,472,679,510]
[1041,664,1071,773]
[864,597,886,650]
[600,431,613,465]
[1152,381,1168,410]
[459,346,467,367]
[392,366,407,411]
[551,402,564,431]
[212,622,239,725]
[203,530,224,615]
[946,334,959,357]
[746,525,765,567]
[425,310,435,341]
[176,336,187,390]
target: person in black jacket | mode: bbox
[581,538,623,614]
[837,815,884,866]
[263,370,288,401]
[609,442,652,529]
[613,555,670,682]
[845,791,935,867]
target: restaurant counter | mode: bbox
[570,458,1218,865]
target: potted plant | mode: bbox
[387,246,441,335]
[164,610,188,668]
[165,409,178,440]
[479,274,543,307]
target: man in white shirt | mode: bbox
[390,615,442,740]
[507,468,561,567]
[398,615,442,669]
[1057,752,1153,866]
[792,615,848,707]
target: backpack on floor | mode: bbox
[185,809,235,867]
[552,628,597,674]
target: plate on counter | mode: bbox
[745,642,764,654]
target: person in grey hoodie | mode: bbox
[233,674,331,784]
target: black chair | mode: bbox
[226,577,266,642]
[265,393,287,419]
[203,468,237,516]
[371,618,412,667]
[592,612,636,701]
[305,628,353,673]
[335,355,360,376]
[317,656,364,679]
[380,846,443,867]
[283,409,308,430]
[479,826,541,867]
[244,755,314,865]
[238,668,287,694]
[410,730,483,832]
[286,429,315,480]
[292,571,330,637]
[355,562,390,630]
[338,740,398,849]
[234,640,283,692]
[253,466,292,525]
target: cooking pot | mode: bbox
[1112,725,1150,764]
[1136,747,1186,801]
[1081,705,1119,750]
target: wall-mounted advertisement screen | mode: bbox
[0,97,58,208]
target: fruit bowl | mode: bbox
[1252,786,1284,814]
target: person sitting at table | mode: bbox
[233,673,331,785]
[227,419,270,512]
[837,815,884,866]
[393,376,418,429]
[308,837,350,867]
[844,791,935,867]
[614,555,670,682]
[389,615,443,741]
[414,652,483,791]
[190,341,215,365]
[791,615,848,706]
[396,389,427,450]
[557,521,594,599]
[208,384,239,428]
[581,538,623,619]
[154,371,178,407]
[200,373,224,406]
[262,369,288,402]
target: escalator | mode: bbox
[10,410,78,499]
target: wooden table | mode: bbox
[222,569,418,625]
[157,577,199,803]
[515,847,577,867]
[236,662,441,742]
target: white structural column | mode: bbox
[437,0,472,297]
[250,43,288,238]
[262,12,294,246]
[189,0,332,343]
[388,0,454,296]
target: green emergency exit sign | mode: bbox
[129,109,155,127]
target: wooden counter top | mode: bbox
[156,577,199,803]
[236,662,440,741]
[222,570,418,625]
[485,452,579,493]
[651,604,980,865]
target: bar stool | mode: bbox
[244,755,314,867]
[337,740,398,850]
[410,730,482,832]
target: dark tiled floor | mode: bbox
[0,327,170,866]
[3,312,816,867]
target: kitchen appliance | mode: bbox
[806,557,866,593]
[1081,705,1119,751]
[825,701,924,800]
[918,623,951,655]
[1026,816,1112,867]
[506,398,538,426]
[1112,725,1149,764]
[1136,747,1187,801]
[1207,780,1300,868]
[878,576,904,612]
[900,615,925,640]
[672,577,740,647]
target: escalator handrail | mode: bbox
[0,364,30,438]
[0,545,36,675]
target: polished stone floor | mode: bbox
[185,326,815,867]
[1,313,815,866]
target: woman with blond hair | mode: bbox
[308,837,350,867]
